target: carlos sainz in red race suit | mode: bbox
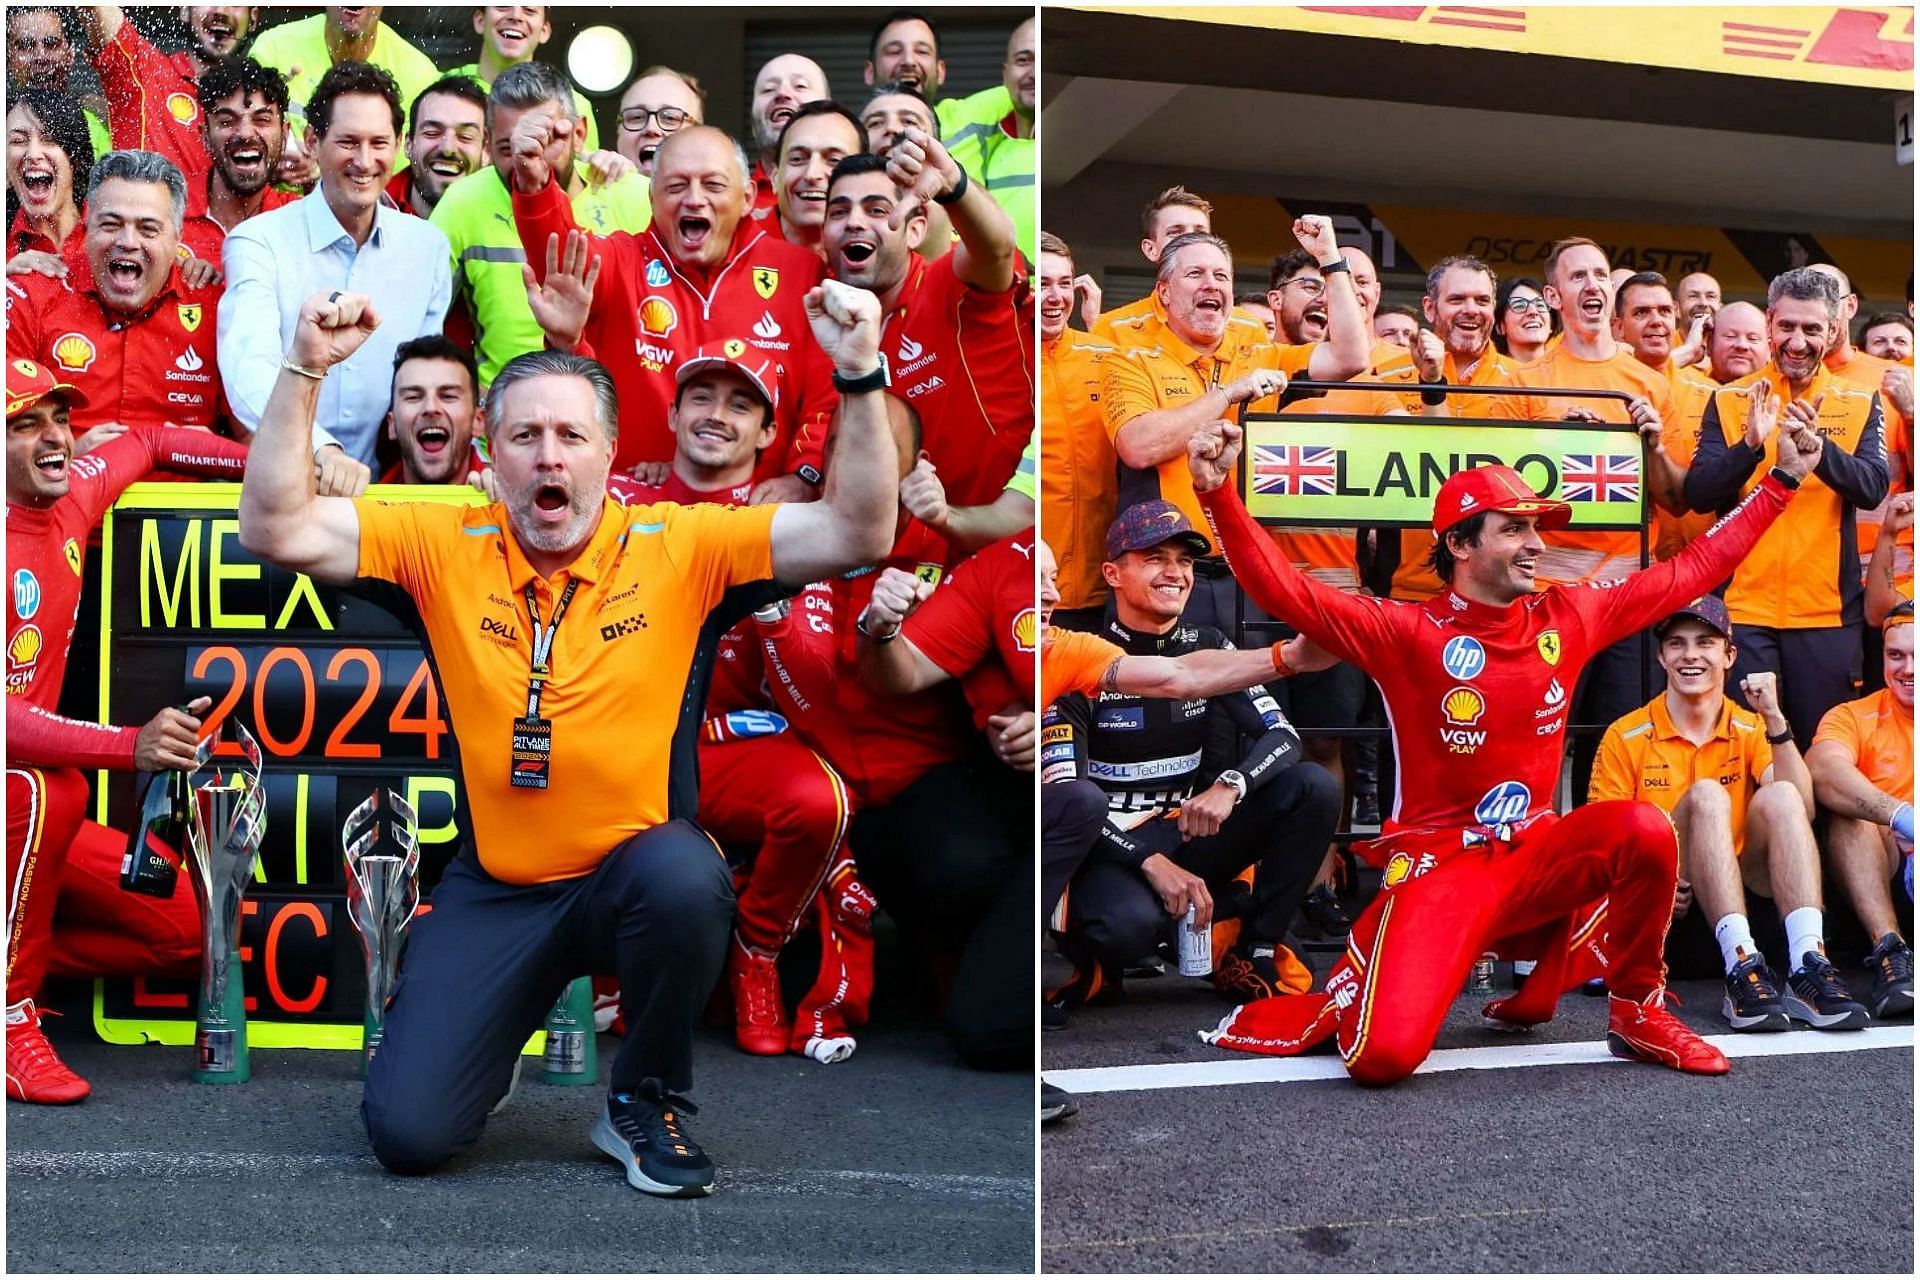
[1185,384,1822,1083]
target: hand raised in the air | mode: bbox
[1188,419,1243,494]
[804,278,882,377]
[291,290,381,371]
[522,230,599,353]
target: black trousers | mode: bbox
[362,821,735,1174]
[853,754,1032,1071]
[1731,623,1862,747]
[1059,764,1339,969]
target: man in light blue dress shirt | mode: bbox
[219,61,450,472]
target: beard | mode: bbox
[506,479,601,555]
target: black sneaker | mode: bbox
[1043,959,1120,1031]
[1040,1081,1078,1126]
[1721,953,1789,1032]
[1352,788,1382,827]
[1863,932,1914,1020]
[591,1083,715,1197]
[1211,945,1284,1003]
[1784,952,1870,1031]
[1297,884,1353,940]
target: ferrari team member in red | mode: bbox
[5,356,249,1104]
[620,342,855,1059]
[822,133,1032,512]
[850,532,1036,1071]
[1184,388,1821,1084]
[80,5,257,201]
[6,150,223,445]
[513,120,835,491]
[174,56,300,272]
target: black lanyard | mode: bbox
[523,578,579,719]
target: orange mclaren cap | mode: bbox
[1432,464,1571,536]
[5,357,88,420]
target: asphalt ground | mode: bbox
[7,980,1035,1273]
[1040,955,1914,1273]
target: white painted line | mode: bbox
[4,1150,1034,1202]
[1043,1024,1914,1094]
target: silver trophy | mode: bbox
[342,788,420,1072]
[185,723,266,1084]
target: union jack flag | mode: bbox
[1252,444,1338,497]
[1559,453,1640,503]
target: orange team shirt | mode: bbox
[1374,348,1526,602]
[1041,626,1124,709]
[1093,293,1269,346]
[1099,310,1314,534]
[1500,345,1674,586]
[1829,346,1913,574]
[1041,328,1118,611]
[1269,339,1414,593]
[1812,688,1914,802]
[1697,366,1883,629]
[353,494,779,884]
[1654,364,1727,561]
[1589,694,1774,855]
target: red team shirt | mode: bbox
[89,21,213,199]
[1197,472,1794,841]
[178,186,300,270]
[513,179,836,478]
[881,253,1035,507]
[8,212,88,276]
[7,424,250,767]
[6,268,224,432]
[903,532,1038,704]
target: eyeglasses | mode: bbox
[1278,276,1325,297]
[1505,297,1551,315]
[619,106,690,133]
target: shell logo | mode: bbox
[9,624,43,668]
[638,296,678,339]
[1441,685,1485,727]
[52,332,97,373]
[1011,607,1037,653]
[1383,852,1414,888]
[167,92,198,124]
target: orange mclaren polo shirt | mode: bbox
[1500,345,1674,586]
[1693,366,1885,629]
[353,494,779,884]
[1041,626,1123,709]
[1041,328,1118,611]
[1099,309,1314,534]
[1380,347,1527,602]
[1812,688,1914,803]
[1654,364,1728,562]
[1589,694,1774,855]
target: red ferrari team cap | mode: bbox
[1431,464,1571,536]
[5,357,89,420]
[675,341,779,412]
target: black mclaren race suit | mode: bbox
[1039,617,1341,971]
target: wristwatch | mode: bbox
[1217,770,1249,803]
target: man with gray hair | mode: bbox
[5,149,236,450]
[1685,265,1891,743]
[429,58,649,390]
[237,274,899,1196]
[514,123,837,498]
[218,60,449,483]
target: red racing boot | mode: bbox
[6,1000,91,1104]
[1606,989,1731,1075]
[727,935,790,1056]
